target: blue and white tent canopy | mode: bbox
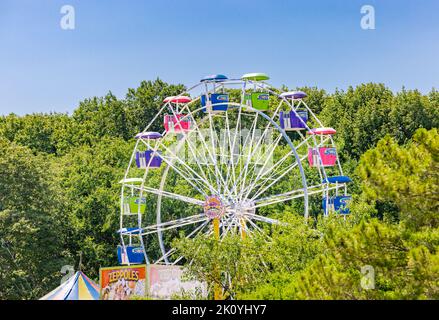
[40,271,100,300]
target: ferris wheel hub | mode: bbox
[203,195,225,219]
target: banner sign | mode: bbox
[100,265,146,300]
[147,264,207,299]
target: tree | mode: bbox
[73,93,133,145]
[125,79,186,133]
[245,215,438,300]
[174,231,269,300]
[174,214,324,299]
[320,83,394,160]
[0,113,75,155]
[357,128,439,229]
[280,219,438,300]
[296,86,327,115]
[390,89,439,144]
[54,137,133,278]
[0,138,70,299]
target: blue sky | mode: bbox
[1,0,438,115]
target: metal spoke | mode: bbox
[140,214,208,236]
[243,213,281,225]
[155,219,210,264]
[140,139,214,197]
[126,184,204,206]
[168,104,220,195]
[241,134,311,201]
[251,184,336,209]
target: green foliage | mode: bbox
[278,218,438,300]
[390,89,439,144]
[357,128,439,229]
[73,93,133,144]
[319,84,439,160]
[296,86,328,115]
[125,79,186,133]
[0,113,75,155]
[0,139,71,299]
[55,137,133,278]
[174,232,269,299]
[175,130,439,300]
[320,83,394,160]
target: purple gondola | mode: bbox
[280,110,308,131]
[280,91,308,100]
[135,131,163,140]
[135,150,162,169]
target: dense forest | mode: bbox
[0,79,438,299]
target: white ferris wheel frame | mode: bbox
[119,78,345,265]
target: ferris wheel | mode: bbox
[117,73,352,266]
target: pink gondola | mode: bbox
[164,114,192,133]
[307,127,337,135]
[134,131,162,140]
[163,96,174,103]
[308,147,337,167]
[163,96,192,104]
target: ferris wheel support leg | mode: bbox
[240,219,247,240]
[213,217,223,300]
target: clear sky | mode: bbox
[1,0,438,115]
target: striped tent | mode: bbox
[40,271,100,300]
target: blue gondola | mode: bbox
[200,74,228,83]
[117,245,145,265]
[117,227,142,235]
[322,195,352,215]
[280,91,308,100]
[200,74,229,112]
[322,176,352,184]
[201,93,229,112]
